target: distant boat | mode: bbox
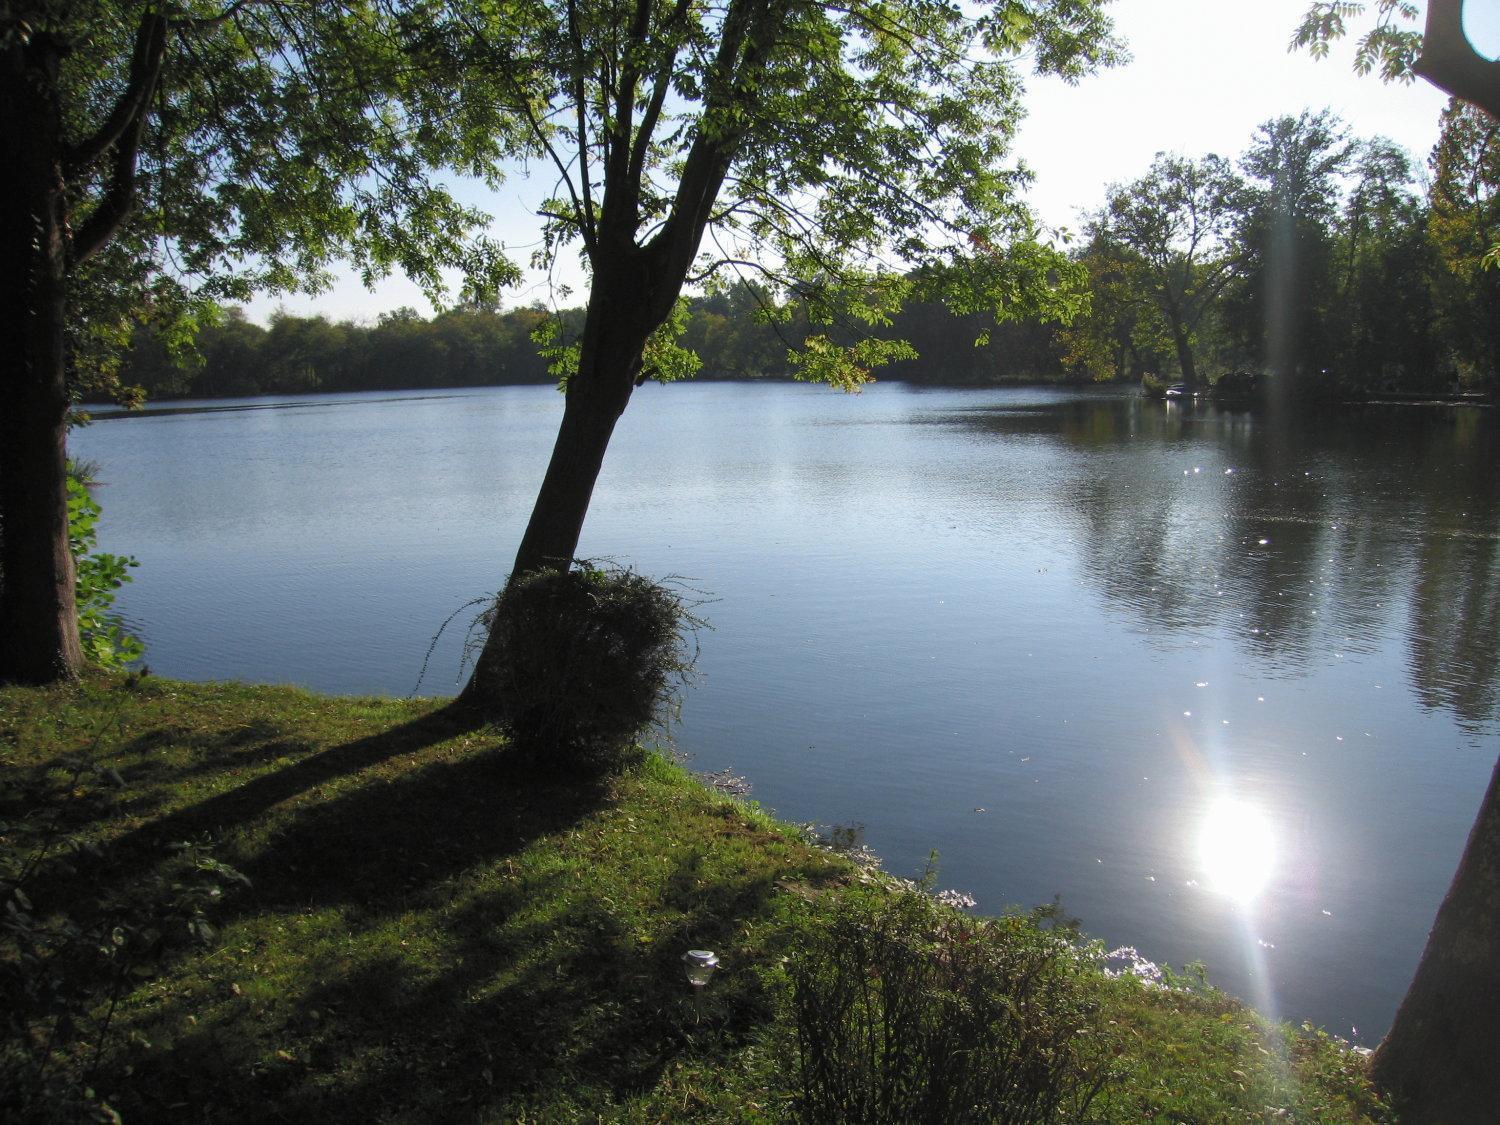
[1164,382,1189,398]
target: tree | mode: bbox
[0,2,519,684]
[1055,234,1171,383]
[1293,6,1500,1118]
[1427,99,1500,390]
[456,0,1118,704]
[1224,110,1350,392]
[1310,134,1441,393]
[1086,154,1243,387]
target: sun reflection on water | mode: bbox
[1197,798,1277,903]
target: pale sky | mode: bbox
[247,0,1500,324]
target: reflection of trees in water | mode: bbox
[1402,410,1500,729]
[1409,532,1499,729]
[952,397,1500,722]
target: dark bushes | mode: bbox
[476,563,699,773]
[789,885,1112,1123]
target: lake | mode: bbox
[73,381,1499,1044]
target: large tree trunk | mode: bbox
[0,41,83,685]
[1370,753,1500,1121]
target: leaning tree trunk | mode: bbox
[1369,753,1500,1121]
[457,80,744,712]
[460,284,655,707]
[0,43,83,685]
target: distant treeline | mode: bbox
[123,305,555,398]
[119,285,1079,400]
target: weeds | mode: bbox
[787,883,1113,1123]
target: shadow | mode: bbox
[23,703,484,917]
[98,752,798,1121]
[227,745,612,913]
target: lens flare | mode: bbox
[1198,798,1277,902]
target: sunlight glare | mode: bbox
[1198,798,1277,903]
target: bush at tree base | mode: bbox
[789,885,1113,1124]
[473,563,699,773]
[0,469,142,673]
[66,477,142,670]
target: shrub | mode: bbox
[67,473,142,669]
[475,563,700,773]
[789,885,1112,1124]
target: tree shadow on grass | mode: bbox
[226,742,616,914]
[112,872,792,1123]
[98,755,800,1121]
[21,703,482,919]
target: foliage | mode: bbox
[1217,110,1352,390]
[1428,99,1500,388]
[448,0,1121,402]
[787,883,1112,1123]
[118,279,1099,398]
[109,117,1500,400]
[1329,136,1442,389]
[5,1,525,403]
[472,564,702,772]
[65,477,140,671]
[1087,153,1245,383]
[1291,2,1424,84]
[120,304,557,398]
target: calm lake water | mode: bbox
[73,382,1499,1043]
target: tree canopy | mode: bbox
[1,1,526,683]
[1087,153,1244,386]
[41,0,523,392]
[454,0,1118,387]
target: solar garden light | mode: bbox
[682,949,719,1019]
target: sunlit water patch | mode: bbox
[1198,797,1278,902]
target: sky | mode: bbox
[247,0,1500,325]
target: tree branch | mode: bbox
[69,13,169,265]
[63,12,169,178]
[565,0,598,247]
[628,0,693,190]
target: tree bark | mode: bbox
[1370,753,1500,1121]
[0,39,83,684]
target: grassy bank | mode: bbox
[3,675,1388,1122]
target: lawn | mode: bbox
[2,674,1389,1122]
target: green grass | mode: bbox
[2,674,1390,1122]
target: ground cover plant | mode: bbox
[2,674,1389,1121]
